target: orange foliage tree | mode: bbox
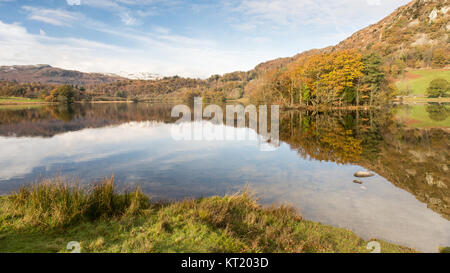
[302,50,364,106]
[263,50,365,107]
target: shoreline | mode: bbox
[281,105,382,111]
[394,98,450,103]
[0,101,55,106]
[2,96,448,107]
[0,177,418,253]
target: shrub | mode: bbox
[426,78,449,98]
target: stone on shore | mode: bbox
[354,171,375,178]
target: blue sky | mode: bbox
[0,0,410,78]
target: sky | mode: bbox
[0,0,411,78]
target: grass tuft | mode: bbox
[0,178,417,253]
[2,176,149,230]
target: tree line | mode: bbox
[247,50,391,107]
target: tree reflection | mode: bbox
[426,103,449,122]
[48,104,75,122]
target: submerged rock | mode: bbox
[354,171,375,178]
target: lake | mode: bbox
[0,102,449,252]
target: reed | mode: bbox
[2,176,149,229]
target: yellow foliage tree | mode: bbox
[302,50,364,105]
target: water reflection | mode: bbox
[0,103,448,252]
[426,103,449,122]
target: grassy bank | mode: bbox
[0,177,416,253]
[396,69,450,96]
[395,97,450,103]
[0,96,49,105]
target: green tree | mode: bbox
[426,78,449,98]
[360,53,385,106]
[391,59,406,76]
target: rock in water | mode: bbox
[353,180,363,184]
[354,171,374,178]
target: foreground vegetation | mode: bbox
[0,177,416,253]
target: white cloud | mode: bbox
[226,0,411,34]
[118,11,137,25]
[74,0,180,25]
[136,8,158,17]
[79,0,160,26]
[2,1,413,77]
[0,20,261,78]
[22,6,79,26]
[152,25,170,34]
[66,0,81,6]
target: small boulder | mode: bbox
[353,180,363,184]
[354,171,374,178]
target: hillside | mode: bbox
[255,0,449,74]
[0,0,448,103]
[0,65,124,86]
[335,0,449,68]
[242,0,449,106]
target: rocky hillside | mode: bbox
[335,0,449,68]
[253,0,449,74]
[0,65,125,86]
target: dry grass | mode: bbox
[0,178,417,253]
[2,176,149,229]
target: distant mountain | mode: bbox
[0,65,125,86]
[117,72,163,81]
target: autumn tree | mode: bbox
[45,85,76,104]
[432,48,448,68]
[301,50,364,106]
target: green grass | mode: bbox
[394,104,450,128]
[396,70,450,96]
[0,104,46,110]
[0,177,416,253]
[0,96,46,104]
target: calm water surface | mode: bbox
[0,103,448,252]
